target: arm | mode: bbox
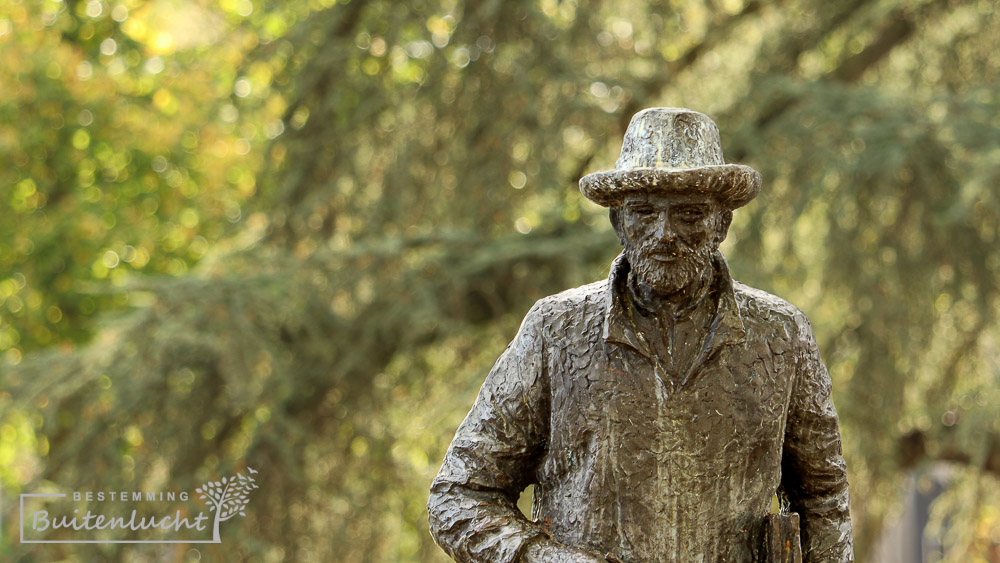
[427,302,605,563]
[781,314,854,562]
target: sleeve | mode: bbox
[780,313,855,562]
[427,301,554,563]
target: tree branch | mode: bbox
[568,0,767,185]
[620,0,765,136]
[898,430,1000,476]
[827,8,916,83]
[751,0,948,136]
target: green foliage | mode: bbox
[2,0,999,560]
[0,0,294,357]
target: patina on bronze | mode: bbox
[428,108,853,562]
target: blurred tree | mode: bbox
[2,0,999,561]
[0,0,302,358]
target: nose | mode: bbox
[654,210,677,242]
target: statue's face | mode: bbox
[619,192,722,295]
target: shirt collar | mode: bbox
[602,250,747,359]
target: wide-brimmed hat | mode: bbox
[579,107,761,209]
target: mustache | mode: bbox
[635,240,697,258]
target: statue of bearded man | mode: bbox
[428,108,854,563]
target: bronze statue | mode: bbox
[428,108,853,562]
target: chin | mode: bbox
[637,267,697,295]
[628,251,711,296]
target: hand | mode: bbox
[522,537,610,562]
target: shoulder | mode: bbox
[520,279,608,338]
[732,281,816,345]
[528,280,608,320]
[532,279,608,314]
[733,281,802,321]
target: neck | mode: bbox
[629,259,715,318]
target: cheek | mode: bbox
[623,219,653,244]
[678,223,713,247]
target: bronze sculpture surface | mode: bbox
[428,108,853,562]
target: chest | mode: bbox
[546,338,794,464]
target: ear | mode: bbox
[713,209,733,248]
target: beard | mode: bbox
[624,238,714,296]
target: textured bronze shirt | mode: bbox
[428,252,853,562]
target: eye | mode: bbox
[677,207,707,221]
[625,204,656,217]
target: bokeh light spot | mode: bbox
[85,0,103,18]
[100,38,117,56]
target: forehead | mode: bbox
[622,191,717,208]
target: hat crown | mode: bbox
[616,108,725,170]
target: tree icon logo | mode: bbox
[195,467,260,543]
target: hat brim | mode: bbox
[579,164,761,209]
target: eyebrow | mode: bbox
[623,200,654,209]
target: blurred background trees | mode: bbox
[2,0,998,560]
